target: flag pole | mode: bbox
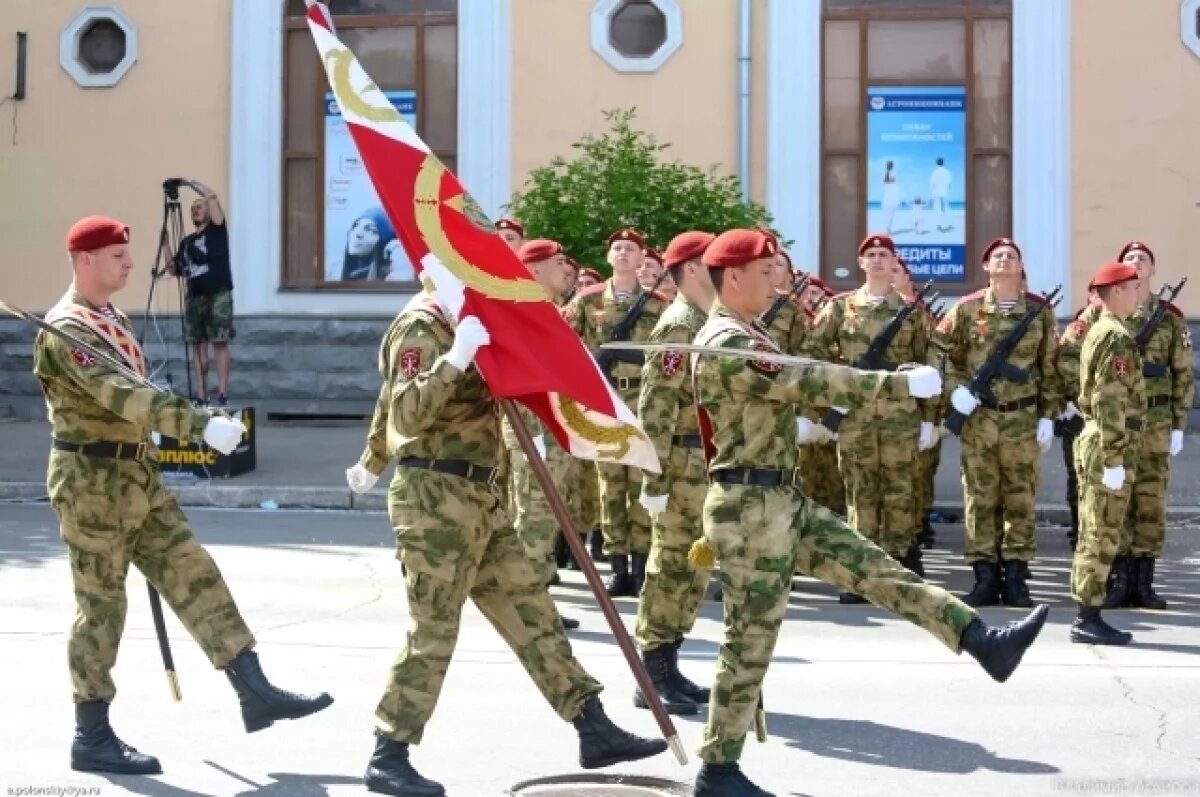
[499,399,687,766]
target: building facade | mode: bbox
[1,0,1197,415]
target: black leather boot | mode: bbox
[902,544,925,578]
[918,515,936,550]
[694,762,775,797]
[606,554,636,597]
[631,552,648,595]
[554,532,571,569]
[224,650,334,732]
[838,591,867,604]
[963,560,1001,607]
[960,604,1049,682]
[589,530,608,563]
[632,646,698,716]
[70,700,161,775]
[1070,605,1132,645]
[1001,561,1033,608]
[1131,557,1167,610]
[364,733,445,796]
[573,696,668,769]
[667,638,710,703]
[1100,556,1132,609]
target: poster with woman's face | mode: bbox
[323,90,418,283]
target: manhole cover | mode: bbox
[508,773,691,796]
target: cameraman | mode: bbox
[172,180,233,407]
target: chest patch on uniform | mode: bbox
[70,348,96,368]
[398,348,422,378]
[749,342,783,374]
[1113,356,1130,379]
[662,350,683,376]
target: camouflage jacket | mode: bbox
[1059,297,1192,430]
[693,301,906,472]
[931,287,1064,418]
[563,279,666,410]
[637,295,708,496]
[1079,311,1146,468]
[32,289,208,450]
[758,292,808,356]
[357,294,500,474]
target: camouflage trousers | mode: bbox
[698,481,978,764]
[578,459,601,534]
[635,447,709,651]
[917,439,941,522]
[47,452,255,703]
[836,409,922,559]
[1071,427,1140,607]
[546,444,589,539]
[509,445,563,587]
[377,468,602,743]
[798,440,845,516]
[1125,421,1170,557]
[596,462,651,556]
[960,406,1041,563]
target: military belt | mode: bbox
[614,377,642,391]
[672,434,703,449]
[52,439,147,461]
[1146,394,1170,409]
[981,395,1038,413]
[397,457,499,486]
[1125,419,1143,431]
[710,467,802,488]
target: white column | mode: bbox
[764,0,822,268]
[457,0,512,220]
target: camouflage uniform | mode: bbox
[801,287,933,559]
[693,302,978,765]
[932,289,1063,567]
[33,290,255,703]
[1070,311,1146,607]
[501,407,560,587]
[1055,303,1098,548]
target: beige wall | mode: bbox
[0,0,231,312]
[508,0,770,232]
[1071,0,1200,314]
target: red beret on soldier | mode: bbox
[1090,261,1139,289]
[1118,240,1155,264]
[701,229,777,269]
[579,267,604,283]
[858,234,896,256]
[66,216,130,252]
[663,231,715,269]
[495,218,524,237]
[642,247,664,266]
[517,238,562,265]
[607,228,645,248]
[981,236,1021,262]
[563,254,580,271]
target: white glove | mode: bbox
[345,464,379,494]
[203,416,246,455]
[810,422,835,445]
[639,492,669,517]
[1101,466,1126,491]
[1036,418,1054,453]
[1057,402,1080,422]
[796,417,817,445]
[444,315,491,371]
[904,365,943,400]
[918,422,936,451]
[532,435,547,461]
[1170,429,1184,457]
[950,386,980,416]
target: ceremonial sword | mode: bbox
[0,298,183,701]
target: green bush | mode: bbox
[504,108,776,275]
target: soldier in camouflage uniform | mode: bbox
[1059,242,1192,609]
[345,289,667,796]
[1055,288,1103,551]
[1068,262,1147,645]
[802,235,938,600]
[795,276,846,517]
[687,229,1048,797]
[931,238,1063,608]
[36,217,332,776]
[631,231,717,717]
[564,228,667,596]
[495,218,524,252]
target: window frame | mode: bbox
[59,5,139,89]
[590,0,683,74]
[819,0,1012,292]
[281,5,457,291]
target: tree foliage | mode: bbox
[504,108,775,274]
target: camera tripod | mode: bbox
[138,178,194,401]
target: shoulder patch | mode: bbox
[661,350,683,376]
[70,348,96,369]
[1112,355,1131,379]
[397,347,423,378]
[748,342,783,375]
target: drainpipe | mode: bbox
[738,0,751,202]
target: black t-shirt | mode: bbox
[177,220,232,297]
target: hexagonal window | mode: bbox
[609,0,667,58]
[1185,0,1200,60]
[78,19,126,74]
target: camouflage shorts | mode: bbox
[185,290,234,343]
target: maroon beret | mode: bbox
[1090,262,1139,289]
[67,216,130,252]
[663,231,716,269]
[701,229,777,269]
[517,238,562,265]
[562,255,579,270]
[981,237,1021,263]
[858,234,896,256]
[579,267,604,282]
[607,228,645,248]
[642,247,664,266]
[1118,240,1154,264]
[495,218,524,236]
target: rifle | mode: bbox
[943,285,1063,437]
[592,271,667,386]
[1134,277,1187,379]
[820,280,934,433]
[758,274,810,330]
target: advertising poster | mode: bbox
[324,90,417,283]
[865,86,967,281]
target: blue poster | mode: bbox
[866,86,966,282]
[323,90,417,283]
